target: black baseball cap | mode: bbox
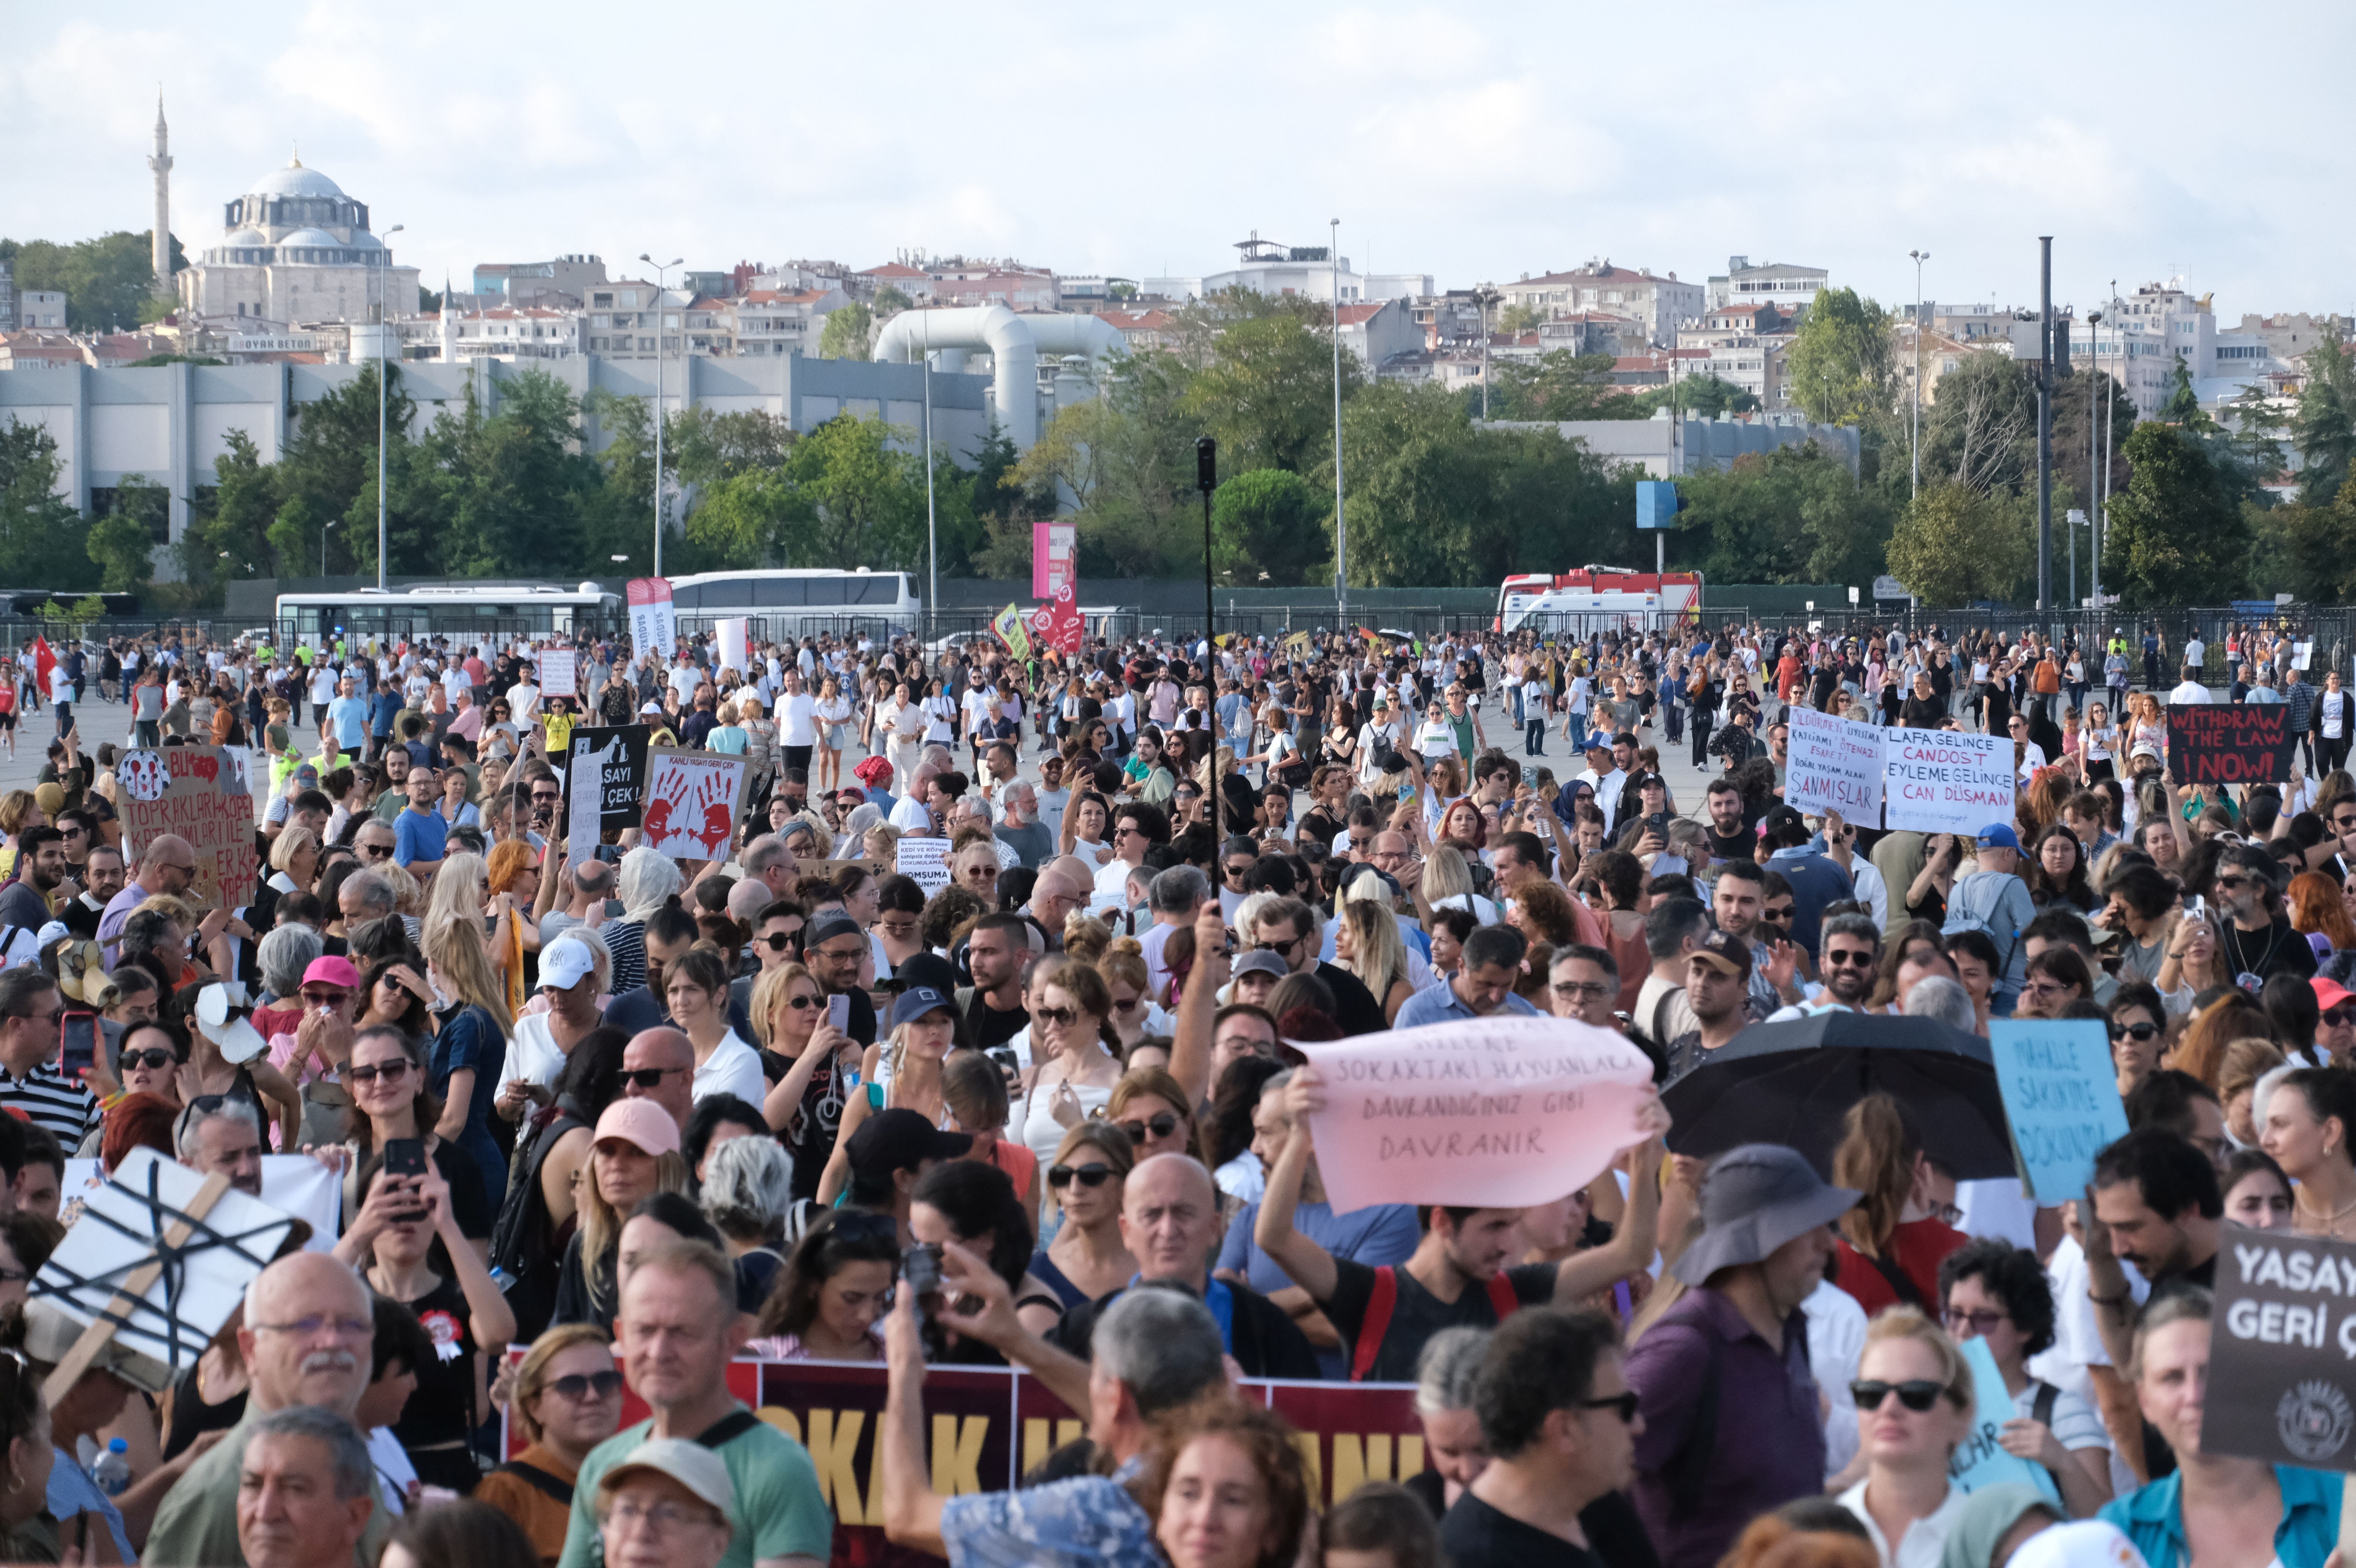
[846,1108,971,1178]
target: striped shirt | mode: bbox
[0,1061,96,1145]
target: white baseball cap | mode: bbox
[539,937,597,993]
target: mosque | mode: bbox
[170,126,418,327]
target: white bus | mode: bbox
[664,568,921,639]
[273,582,623,647]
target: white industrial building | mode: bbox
[1142,234,1432,304]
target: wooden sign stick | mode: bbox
[42,1170,233,1407]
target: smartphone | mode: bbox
[901,1242,944,1314]
[382,1137,429,1221]
[59,1013,99,1077]
[827,994,850,1034]
[1646,811,1670,838]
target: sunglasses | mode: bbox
[1551,980,1609,999]
[345,1059,413,1085]
[542,1370,624,1403]
[1047,1163,1118,1190]
[1850,1379,1948,1413]
[1110,996,1144,1013]
[1035,1005,1080,1027]
[300,988,352,1006]
[758,933,802,952]
[360,843,393,860]
[1942,1308,2007,1336]
[1580,1391,1641,1424]
[1118,1112,1182,1143]
[2325,1007,2356,1029]
[1823,950,1876,968]
[2108,1020,2161,1042]
[123,1047,177,1072]
[620,1066,687,1089]
[1759,907,1794,923]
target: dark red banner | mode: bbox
[504,1355,1428,1561]
[2168,702,2297,785]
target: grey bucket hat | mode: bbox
[1671,1143,1861,1286]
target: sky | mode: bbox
[5,0,2352,321]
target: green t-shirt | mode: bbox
[555,1409,833,1568]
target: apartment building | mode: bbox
[733,288,851,357]
[1706,256,1828,313]
[1493,262,1702,347]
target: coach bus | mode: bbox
[272,582,624,647]
[1497,567,1703,635]
[663,568,921,641]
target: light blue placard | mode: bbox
[1947,1334,2062,1504]
[1987,1018,2128,1203]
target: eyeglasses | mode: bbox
[605,1499,723,1536]
[123,1047,177,1072]
[1850,1379,1949,1413]
[1118,1112,1181,1143]
[1047,1163,1118,1189]
[1551,980,1609,999]
[542,1369,624,1402]
[1580,1391,1641,1424]
[1941,1305,2009,1335]
[251,1314,373,1341]
[345,1059,413,1086]
[2109,1020,2161,1042]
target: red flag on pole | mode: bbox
[31,636,55,701]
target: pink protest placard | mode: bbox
[1298,1017,1659,1211]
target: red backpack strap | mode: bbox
[1487,1270,1521,1323]
[1350,1267,1398,1383]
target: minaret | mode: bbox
[148,91,173,301]
[439,273,455,364]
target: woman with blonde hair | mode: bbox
[473,1324,623,1560]
[816,984,957,1204]
[1413,842,1500,926]
[1016,955,1125,1174]
[1335,898,1413,1024]
[752,960,860,1191]
[1029,1120,1137,1307]
[1096,941,1170,1049]
[422,913,515,1206]
[1835,1307,1975,1567]
[266,824,321,898]
[815,673,854,791]
[2219,1036,2289,1145]
[1107,1064,1207,1166]
[549,1099,689,1329]
[1829,1093,1967,1314]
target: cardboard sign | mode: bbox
[641,747,750,862]
[1948,1334,2063,1503]
[2171,703,2297,785]
[506,1357,1428,1529]
[1883,729,2016,836]
[1785,704,1885,820]
[627,577,677,660]
[1988,1019,2130,1202]
[564,726,651,866]
[116,746,256,914]
[538,647,577,699]
[895,835,951,895]
[2296,641,2316,672]
[1299,1017,1659,1211]
[62,1156,339,1254]
[717,618,751,677]
[991,604,1033,661]
[2206,1231,2356,1471]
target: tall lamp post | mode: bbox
[323,519,338,576]
[2087,308,2103,619]
[1197,436,1220,850]
[1330,219,1347,629]
[375,223,404,590]
[640,254,683,576]
[1908,248,1929,499]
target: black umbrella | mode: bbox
[1661,1010,2017,1180]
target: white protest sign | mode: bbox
[896,836,951,895]
[63,1156,340,1253]
[1299,1017,1660,1211]
[1784,704,1885,820]
[1882,728,2015,836]
[640,747,749,862]
[717,618,751,676]
[2296,641,2315,672]
[539,647,578,699]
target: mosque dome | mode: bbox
[248,158,348,200]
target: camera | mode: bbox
[901,1242,944,1310]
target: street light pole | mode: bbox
[1197,437,1220,852]
[1909,248,1929,500]
[2087,308,2103,618]
[324,519,338,575]
[1331,219,1347,628]
[640,254,683,577]
[376,223,404,590]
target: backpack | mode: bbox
[1941,871,2023,977]
[1350,1266,1520,1382]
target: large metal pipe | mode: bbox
[871,305,1126,450]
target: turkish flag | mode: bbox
[31,636,55,699]
[1046,583,1084,655]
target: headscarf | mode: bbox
[617,844,684,924]
[1937,1484,2058,1568]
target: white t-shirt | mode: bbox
[1804,1278,1867,1482]
[691,1033,767,1106]
[506,1011,569,1090]
[779,692,818,748]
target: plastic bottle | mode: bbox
[91,1437,131,1498]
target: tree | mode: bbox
[667,407,793,486]
[817,302,875,360]
[1920,351,2037,494]
[1885,483,2035,604]
[185,428,279,578]
[1486,352,1630,422]
[0,231,187,331]
[872,285,914,319]
[88,474,165,591]
[0,418,94,588]
[2294,331,2356,506]
[1210,469,1329,586]
[1618,374,1759,421]
[1497,302,1544,335]
[1186,311,1363,475]
[1669,446,1897,587]
[2102,421,2251,605]
[1784,287,1897,427]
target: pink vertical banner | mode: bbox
[1032,522,1075,601]
[1032,521,1052,599]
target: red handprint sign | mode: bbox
[638,748,750,864]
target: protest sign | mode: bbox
[640,747,749,862]
[2297,641,2316,672]
[991,604,1032,661]
[115,746,256,913]
[717,618,751,676]
[802,857,888,886]
[2171,702,2296,785]
[537,646,577,699]
[2205,1231,2356,1471]
[504,1358,1427,1542]
[1883,729,2015,836]
[1987,1018,2129,1202]
[1299,1017,1660,1211]
[63,1156,338,1253]
[1785,704,1885,820]
[626,577,677,660]
[563,726,651,869]
[895,836,951,895]
[1947,1334,2063,1503]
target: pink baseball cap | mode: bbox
[595,1098,681,1158]
[302,956,362,991]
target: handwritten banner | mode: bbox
[2170,703,2296,785]
[2205,1232,2356,1472]
[1300,1017,1658,1211]
[1786,704,1886,819]
[640,747,749,862]
[538,647,577,699]
[116,746,255,915]
[1988,1019,2129,1202]
[1949,1334,2063,1502]
[1883,729,2015,836]
[895,836,951,895]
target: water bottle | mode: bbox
[91,1437,131,1498]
